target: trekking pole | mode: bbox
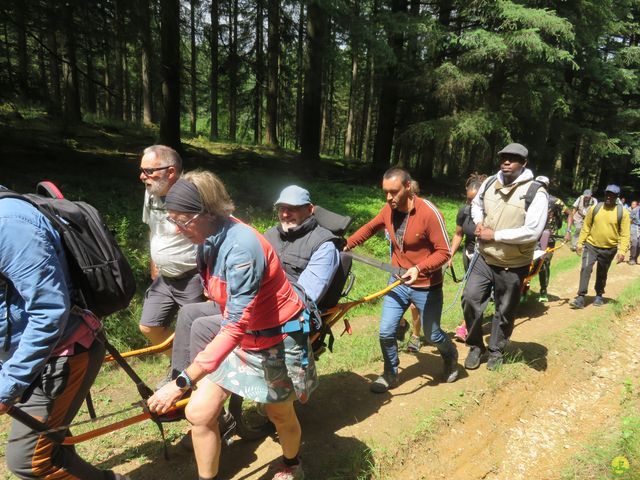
[442,250,479,316]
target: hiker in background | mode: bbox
[147,171,316,480]
[570,184,630,309]
[0,188,127,480]
[462,143,548,371]
[138,145,204,384]
[345,167,458,392]
[566,189,597,252]
[449,173,486,342]
[534,176,570,303]
[397,179,423,353]
[629,200,640,265]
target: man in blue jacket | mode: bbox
[0,189,127,480]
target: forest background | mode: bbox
[2,0,640,194]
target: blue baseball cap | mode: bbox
[274,185,312,206]
[605,184,621,195]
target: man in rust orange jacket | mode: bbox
[345,167,457,393]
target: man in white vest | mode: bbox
[462,143,548,371]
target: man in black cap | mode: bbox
[566,189,597,251]
[462,143,548,371]
[570,184,630,309]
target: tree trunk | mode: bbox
[38,32,47,100]
[357,44,373,161]
[300,1,327,164]
[61,0,81,124]
[344,27,358,160]
[228,0,238,142]
[372,0,407,173]
[140,0,154,125]
[210,0,219,140]
[294,2,305,150]
[265,0,279,146]
[15,0,29,96]
[123,44,131,121]
[85,38,97,114]
[46,19,61,116]
[253,0,264,144]
[190,0,197,135]
[159,0,181,150]
[113,0,125,120]
[3,21,14,91]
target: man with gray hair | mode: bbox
[138,146,204,371]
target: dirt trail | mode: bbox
[2,249,637,480]
[209,250,640,480]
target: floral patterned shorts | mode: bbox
[207,330,319,404]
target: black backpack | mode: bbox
[548,195,565,231]
[592,202,624,231]
[306,205,354,358]
[0,182,136,318]
[478,176,547,212]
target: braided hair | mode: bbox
[465,172,487,192]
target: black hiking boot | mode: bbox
[569,295,585,309]
[464,346,486,370]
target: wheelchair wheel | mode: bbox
[228,393,274,441]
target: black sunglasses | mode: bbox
[140,165,172,175]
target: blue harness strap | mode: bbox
[246,311,312,367]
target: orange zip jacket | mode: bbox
[346,198,451,288]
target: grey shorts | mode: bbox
[208,331,319,404]
[139,271,204,328]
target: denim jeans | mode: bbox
[379,280,445,375]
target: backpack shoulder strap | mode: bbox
[477,175,498,204]
[617,204,623,229]
[523,180,546,211]
[593,202,603,218]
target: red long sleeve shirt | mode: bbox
[346,198,451,288]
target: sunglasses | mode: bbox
[140,165,172,176]
[166,212,202,230]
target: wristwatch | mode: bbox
[175,371,193,391]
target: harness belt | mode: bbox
[246,311,309,337]
[245,311,312,367]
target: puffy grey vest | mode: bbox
[264,216,338,283]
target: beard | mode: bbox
[146,176,170,196]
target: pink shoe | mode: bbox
[454,324,467,342]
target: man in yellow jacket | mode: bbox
[570,184,630,309]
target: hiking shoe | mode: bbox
[273,462,304,480]
[486,352,504,371]
[628,260,637,265]
[569,295,585,309]
[370,372,400,393]
[593,295,605,307]
[538,293,549,303]
[396,319,410,342]
[464,346,486,370]
[454,323,467,342]
[406,334,422,353]
[443,357,459,383]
